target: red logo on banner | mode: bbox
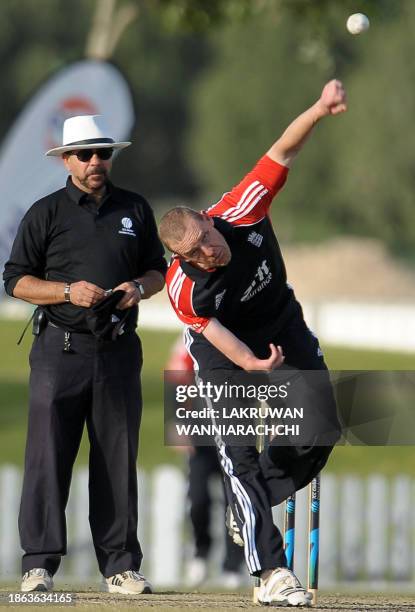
[45,97,98,151]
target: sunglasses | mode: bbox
[68,148,114,162]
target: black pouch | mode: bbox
[32,307,47,336]
[84,290,129,341]
[17,307,47,345]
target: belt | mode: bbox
[47,321,94,352]
[47,321,134,346]
[48,321,92,335]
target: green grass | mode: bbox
[0,319,414,474]
[324,345,415,369]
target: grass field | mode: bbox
[0,319,414,473]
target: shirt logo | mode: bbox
[241,260,272,302]
[215,289,227,310]
[247,231,263,248]
[309,328,323,357]
[119,217,136,237]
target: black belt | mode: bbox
[47,321,134,349]
[47,322,94,352]
[48,321,92,334]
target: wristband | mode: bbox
[133,280,145,297]
[64,283,71,303]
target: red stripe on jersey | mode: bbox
[166,258,210,333]
[205,155,288,226]
[180,277,195,315]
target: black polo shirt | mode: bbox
[3,177,167,332]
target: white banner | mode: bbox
[0,59,135,282]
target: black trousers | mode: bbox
[19,325,143,577]
[188,446,244,572]
[188,317,340,576]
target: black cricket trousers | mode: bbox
[187,317,341,576]
[19,324,143,577]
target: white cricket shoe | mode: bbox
[225,506,244,547]
[258,568,312,607]
[103,570,152,595]
[185,557,208,587]
[21,568,53,592]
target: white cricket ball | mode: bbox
[346,13,370,35]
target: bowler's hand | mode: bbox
[113,281,141,310]
[69,281,106,307]
[244,344,285,371]
[317,79,347,116]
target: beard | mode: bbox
[82,168,108,191]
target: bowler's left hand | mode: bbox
[113,281,141,310]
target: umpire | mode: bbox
[3,115,167,595]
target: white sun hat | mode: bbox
[45,114,131,156]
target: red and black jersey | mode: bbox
[166,155,301,340]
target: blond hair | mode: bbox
[159,206,203,252]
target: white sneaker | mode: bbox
[103,570,152,595]
[258,568,312,607]
[21,568,53,592]
[185,557,208,587]
[225,507,244,547]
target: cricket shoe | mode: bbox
[225,506,244,547]
[258,568,312,607]
[21,568,53,592]
[103,570,152,595]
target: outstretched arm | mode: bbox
[267,79,347,167]
[202,318,284,371]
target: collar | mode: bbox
[178,216,233,280]
[66,176,122,205]
[212,216,233,238]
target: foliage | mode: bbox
[154,0,254,31]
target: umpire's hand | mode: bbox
[69,281,106,307]
[113,281,141,310]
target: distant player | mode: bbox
[159,80,346,606]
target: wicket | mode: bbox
[282,474,321,606]
[284,492,296,571]
[307,474,321,605]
